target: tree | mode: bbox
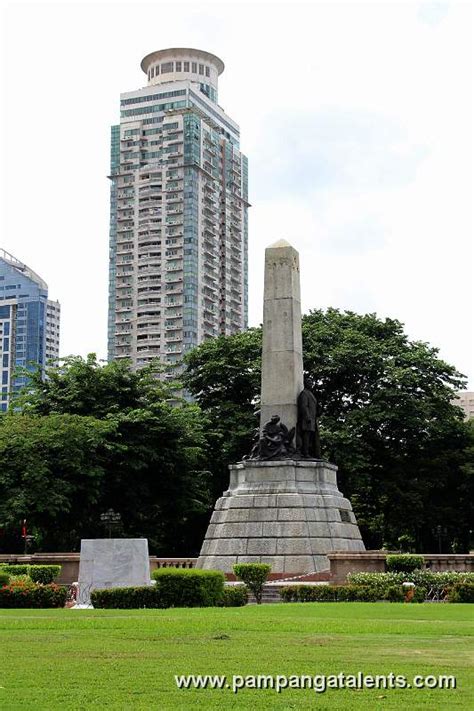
[233,563,271,604]
[12,354,169,418]
[183,329,262,497]
[0,414,112,551]
[183,309,472,553]
[0,356,212,554]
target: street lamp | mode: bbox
[100,509,122,539]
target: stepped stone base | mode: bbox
[197,460,365,574]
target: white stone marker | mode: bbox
[77,538,151,606]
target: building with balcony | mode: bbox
[107,48,249,375]
[454,391,474,420]
[0,248,61,410]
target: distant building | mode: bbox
[0,248,61,410]
[107,48,249,376]
[454,391,474,420]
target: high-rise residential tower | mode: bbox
[0,248,61,410]
[107,48,249,374]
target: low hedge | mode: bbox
[91,586,161,609]
[0,581,67,608]
[386,555,424,573]
[152,568,225,608]
[0,564,61,584]
[0,571,10,587]
[348,571,474,597]
[384,585,405,602]
[218,585,248,607]
[280,585,382,602]
[28,565,61,584]
[0,564,30,576]
[448,582,474,603]
[92,571,231,610]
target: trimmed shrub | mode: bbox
[386,555,424,573]
[448,582,474,603]
[279,584,379,602]
[0,571,10,587]
[337,585,380,602]
[152,568,225,607]
[348,571,474,597]
[0,564,61,584]
[218,586,248,607]
[384,585,405,602]
[93,570,227,609]
[297,585,337,602]
[279,586,299,602]
[0,582,67,608]
[91,586,161,609]
[233,563,271,604]
[411,586,428,603]
[7,574,32,585]
[0,564,30,577]
[28,565,61,584]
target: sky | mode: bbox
[1,0,473,385]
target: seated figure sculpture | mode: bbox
[248,415,295,460]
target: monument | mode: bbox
[77,538,151,605]
[197,240,365,574]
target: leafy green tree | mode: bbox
[184,309,472,552]
[233,563,271,604]
[183,329,262,496]
[0,356,212,554]
[0,414,112,551]
[12,354,169,417]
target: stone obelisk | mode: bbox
[197,240,365,574]
[260,239,303,434]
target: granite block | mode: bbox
[78,538,150,606]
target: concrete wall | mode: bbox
[0,554,197,585]
[328,551,474,584]
[3,550,471,585]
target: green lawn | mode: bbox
[0,603,472,710]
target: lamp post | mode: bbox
[100,509,122,539]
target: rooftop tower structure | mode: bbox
[107,48,249,374]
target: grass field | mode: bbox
[1,603,472,710]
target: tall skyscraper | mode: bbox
[0,248,61,410]
[108,48,249,375]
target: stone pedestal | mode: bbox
[197,460,365,574]
[77,538,151,605]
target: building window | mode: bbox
[155,65,160,75]
[205,66,210,77]
[150,66,155,78]
[161,62,174,73]
[183,61,189,72]
[176,61,182,71]
[199,64,204,75]
[192,62,197,73]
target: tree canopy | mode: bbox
[183,309,472,552]
[1,310,472,556]
[0,357,212,554]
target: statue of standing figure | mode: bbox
[297,378,322,459]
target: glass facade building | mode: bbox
[0,249,60,410]
[107,48,249,375]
